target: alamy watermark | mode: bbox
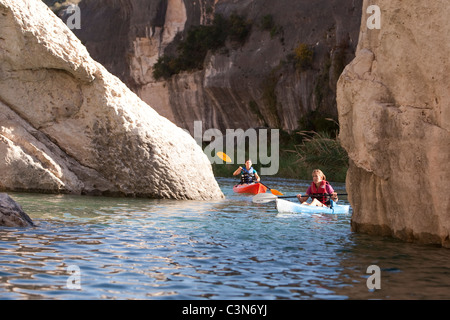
[65,4,81,30]
[66,265,81,289]
[366,5,381,30]
[366,265,381,290]
[186,121,279,176]
[63,4,381,31]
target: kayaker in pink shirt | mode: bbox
[296,169,338,207]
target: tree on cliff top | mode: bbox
[153,13,251,80]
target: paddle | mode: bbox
[258,181,283,196]
[252,193,296,203]
[216,151,284,196]
[217,151,232,163]
[252,192,348,204]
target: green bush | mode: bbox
[292,130,348,181]
[228,13,252,44]
[153,13,251,80]
[294,43,314,71]
[261,14,275,31]
[152,55,177,80]
[260,14,283,39]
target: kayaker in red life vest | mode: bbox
[296,169,338,207]
[233,159,261,184]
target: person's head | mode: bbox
[312,169,326,184]
[245,159,252,169]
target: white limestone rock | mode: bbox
[337,0,450,246]
[0,0,223,200]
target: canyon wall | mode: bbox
[71,0,363,134]
[337,0,450,246]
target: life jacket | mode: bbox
[310,180,330,204]
[240,167,256,184]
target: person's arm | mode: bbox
[297,186,311,203]
[296,193,309,203]
[330,192,338,202]
[233,167,242,176]
[327,184,338,202]
[254,172,260,182]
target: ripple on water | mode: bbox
[1,179,450,300]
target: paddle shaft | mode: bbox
[258,181,272,190]
[276,193,348,200]
[258,182,283,196]
[300,193,348,197]
[252,192,348,204]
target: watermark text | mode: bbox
[187,121,279,176]
[366,5,381,30]
[366,265,381,290]
[66,4,81,30]
[66,265,81,289]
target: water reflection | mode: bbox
[0,178,450,299]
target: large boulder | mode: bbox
[337,0,450,246]
[0,193,34,227]
[0,0,223,200]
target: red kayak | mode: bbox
[233,183,267,194]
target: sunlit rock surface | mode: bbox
[337,0,450,246]
[0,0,223,200]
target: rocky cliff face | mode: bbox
[337,0,450,246]
[72,0,362,134]
[0,0,223,200]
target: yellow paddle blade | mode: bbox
[270,189,283,196]
[217,151,232,163]
[258,182,284,196]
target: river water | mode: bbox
[1,177,450,300]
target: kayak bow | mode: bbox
[233,183,267,194]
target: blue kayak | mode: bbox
[276,199,351,215]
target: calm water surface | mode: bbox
[1,177,450,300]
